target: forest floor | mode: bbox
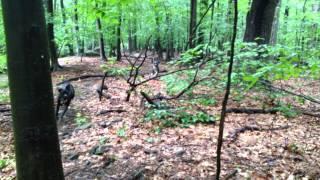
[1,57,320,180]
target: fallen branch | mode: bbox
[57,74,106,85]
[227,125,290,142]
[97,109,127,115]
[260,80,320,105]
[226,107,320,118]
[226,108,277,114]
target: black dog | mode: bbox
[56,81,75,120]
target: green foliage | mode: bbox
[0,159,8,169]
[193,97,217,106]
[0,75,9,103]
[161,73,190,95]
[0,55,7,73]
[145,107,215,128]
[100,59,130,77]
[75,113,88,126]
[0,155,15,171]
[176,45,205,66]
[116,126,127,138]
[275,103,299,118]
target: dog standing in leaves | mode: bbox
[56,81,75,120]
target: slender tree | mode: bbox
[1,0,64,179]
[198,0,208,44]
[189,0,197,48]
[216,0,238,179]
[74,0,84,56]
[155,10,163,60]
[60,0,74,55]
[47,0,62,70]
[96,17,107,61]
[243,0,280,44]
[116,5,122,61]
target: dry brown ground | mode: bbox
[1,57,320,180]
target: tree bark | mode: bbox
[198,0,208,44]
[96,17,107,61]
[243,0,280,44]
[155,11,163,60]
[1,0,64,179]
[216,0,238,179]
[189,0,197,48]
[60,0,74,55]
[74,0,83,56]
[116,6,122,61]
[47,0,62,71]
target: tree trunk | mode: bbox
[133,16,138,51]
[74,0,83,56]
[189,0,197,48]
[1,0,64,179]
[47,0,61,71]
[96,17,107,61]
[128,19,133,53]
[155,11,163,60]
[60,0,74,55]
[116,6,121,61]
[269,0,281,45]
[198,0,208,44]
[243,0,280,44]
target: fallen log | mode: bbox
[97,109,127,116]
[226,108,277,114]
[227,125,290,142]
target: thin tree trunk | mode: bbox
[47,0,61,71]
[216,0,238,179]
[133,16,138,51]
[270,0,281,45]
[96,17,107,61]
[116,6,122,61]
[1,0,64,179]
[198,0,208,44]
[74,0,83,56]
[155,11,163,60]
[60,0,74,55]
[189,0,197,48]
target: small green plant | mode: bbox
[117,126,127,138]
[0,78,10,103]
[145,107,215,128]
[100,59,130,77]
[99,137,109,145]
[75,113,88,126]
[0,159,8,169]
[0,55,7,73]
[194,98,217,106]
[275,104,299,118]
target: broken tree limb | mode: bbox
[260,80,320,105]
[57,74,106,85]
[226,108,278,114]
[227,125,290,143]
[98,72,108,101]
[97,109,127,116]
[226,107,320,118]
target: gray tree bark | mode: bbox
[1,0,64,179]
